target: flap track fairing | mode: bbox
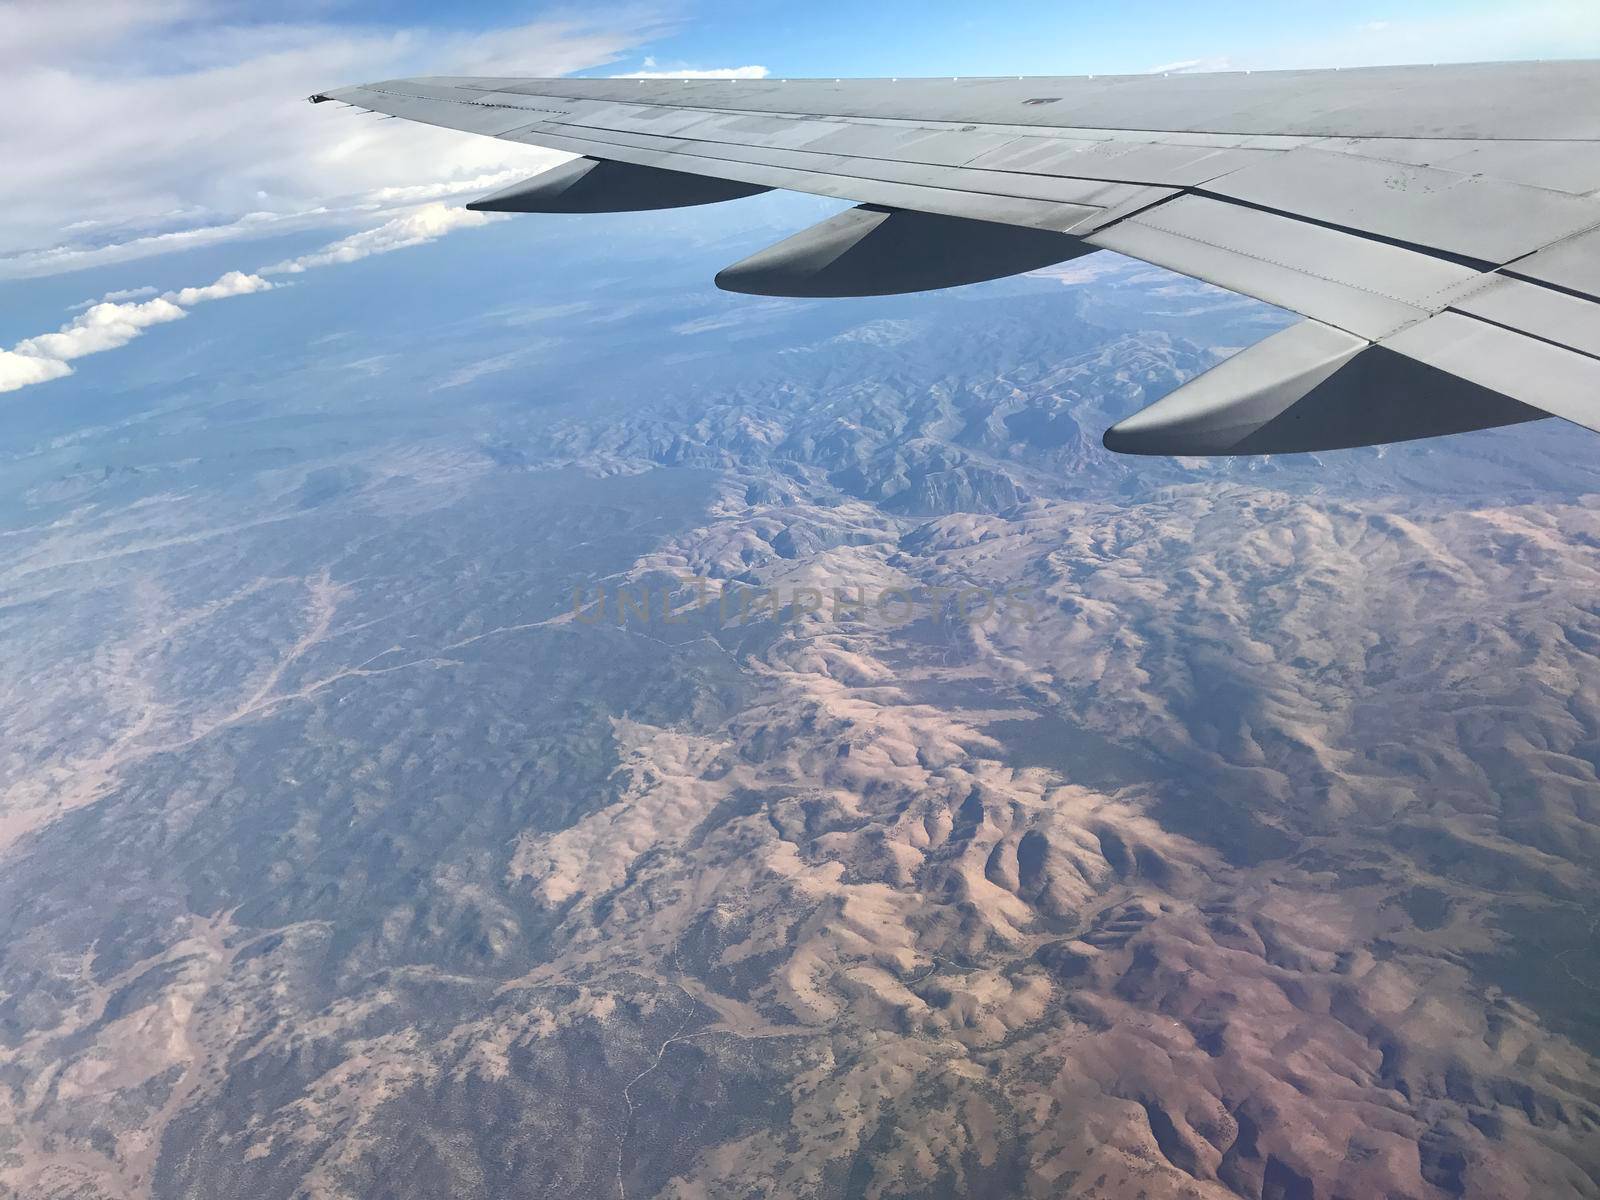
[716,205,1095,298]
[467,157,770,214]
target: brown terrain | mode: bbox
[0,252,1597,1199]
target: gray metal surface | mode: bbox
[966,139,1266,186]
[1103,321,1369,454]
[1450,277,1600,359]
[429,62,1600,139]
[1104,321,1544,455]
[716,206,1094,297]
[1383,312,1600,434]
[495,117,1174,216]
[1508,226,1600,300]
[1085,195,1480,340]
[314,60,1600,456]
[1201,147,1600,264]
[466,157,769,213]
[1315,138,1600,195]
[498,121,1098,228]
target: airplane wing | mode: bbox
[312,63,1600,456]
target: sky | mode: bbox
[1,0,1597,398]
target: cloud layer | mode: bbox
[615,65,771,79]
[0,205,503,394]
[0,4,665,279]
[261,205,504,275]
[0,271,275,394]
[0,3,663,394]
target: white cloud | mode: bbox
[365,167,557,206]
[1144,58,1235,75]
[100,284,160,302]
[69,285,158,311]
[261,203,505,275]
[1241,0,1600,68]
[0,7,666,276]
[4,0,1596,285]
[0,351,74,393]
[1,204,502,395]
[443,17,673,77]
[14,296,188,364]
[3,210,343,281]
[434,349,536,390]
[1,293,197,392]
[614,65,770,79]
[0,0,200,67]
[167,270,276,306]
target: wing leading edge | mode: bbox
[312,63,1600,457]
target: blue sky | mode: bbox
[295,0,1600,77]
[0,0,1595,399]
[580,0,1600,78]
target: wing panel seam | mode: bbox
[494,123,1086,226]
[531,115,1237,191]
[499,122,1128,224]
[1116,211,1447,308]
[1442,308,1600,365]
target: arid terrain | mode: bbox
[2,252,1598,1199]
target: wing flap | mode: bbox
[1507,226,1600,300]
[1315,138,1600,196]
[967,139,1266,187]
[1085,195,1480,339]
[1202,147,1600,265]
[501,117,1171,217]
[1383,311,1600,435]
[497,123,1106,228]
[1451,277,1600,359]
